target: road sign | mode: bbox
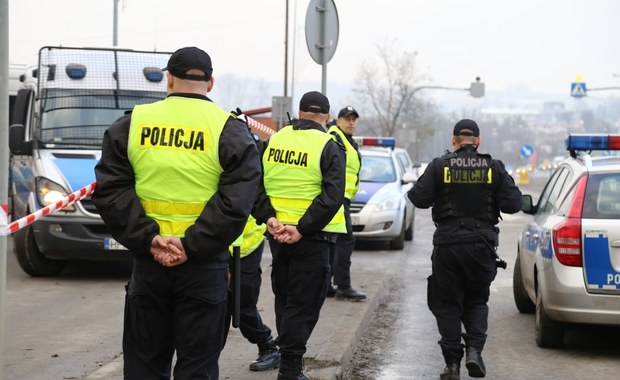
[520,144,534,158]
[571,82,587,97]
[305,0,339,65]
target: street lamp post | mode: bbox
[113,0,119,46]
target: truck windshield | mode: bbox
[39,88,166,149]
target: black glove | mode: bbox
[231,107,247,121]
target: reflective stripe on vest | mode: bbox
[128,96,231,236]
[328,125,361,199]
[263,126,346,233]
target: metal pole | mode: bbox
[284,0,289,97]
[320,0,327,95]
[113,0,119,46]
[0,0,9,377]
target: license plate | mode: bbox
[104,238,128,251]
[351,216,360,225]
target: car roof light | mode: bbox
[143,67,164,82]
[565,133,620,151]
[65,64,86,79]
[354,136,396,148]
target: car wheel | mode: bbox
[13,226,67,277]
[389,218,405,250]
[513,251,535,314]
[405,212,414,241]
[535,277,564,348]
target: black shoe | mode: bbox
[249,349,280,371]
[440,363,460,380]
[277,356,308,380]
[326,285,336,298]
[335,286,367,301]
[465,347,486,378]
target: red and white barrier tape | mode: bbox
[0,182,96,236]
[246,116,276,137]
[0,116,276,236]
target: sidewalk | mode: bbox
[85,254,389,380]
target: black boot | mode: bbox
[465,346,486,378]
[335,286,367,301]
[277,355,308,380]
[249,339,280,371]
[439,363,460,380]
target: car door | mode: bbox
[521,167,571,292]
[580,172,620,295]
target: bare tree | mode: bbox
[353,40,430,137]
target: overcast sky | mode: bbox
[8,0,620,109]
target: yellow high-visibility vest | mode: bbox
[128,96,231,237]
[263,126,345,233]
[328,125,361,199]
[229,215,266,258]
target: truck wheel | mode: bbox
[513,251,535,314]
[389,218,405,250]
[13,226,66,277]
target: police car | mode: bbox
[350,137,416,250]
[513,134,620,347]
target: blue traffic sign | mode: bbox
[520,144,534,158]
[571,82,587,97]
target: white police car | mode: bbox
[513,133,620,347]
[350,137,416,250]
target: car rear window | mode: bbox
[582,173,620,218]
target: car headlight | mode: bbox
[374,194,400,212]
[35,177,75,212]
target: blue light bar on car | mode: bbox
[566,134,620,151]
[354,136,396,148]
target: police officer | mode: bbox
[92,46,261,379]
[222,126,279,372]
[407,119,521,380]
[327,106,366,301]
[224,214,280,372]
[253,91,346,380]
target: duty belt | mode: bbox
[436,217,495,230]
[437,217,507,269]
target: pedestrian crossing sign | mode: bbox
[571,82,587,97]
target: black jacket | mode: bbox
[92,93,262,264]
[407,146,522,245]
[252,118,346,240]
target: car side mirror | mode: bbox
[402,172,417,184]
[9,124,33,156]
[521,194,535,215]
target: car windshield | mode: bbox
[360,155,396,183]
[38,88,166,149]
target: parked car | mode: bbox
[514,133,620,347]
[350,137,416,250]
[394,147,418,181]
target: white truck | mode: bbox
[8,46,171,276]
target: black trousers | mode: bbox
[123,259,228,380]
[331,198,355,288]
[427,242,497,365]
[224,241,273,346]
[268,236,331,358]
